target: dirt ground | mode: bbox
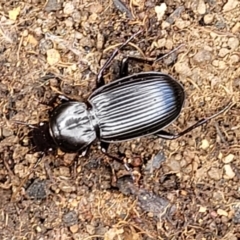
[0,0,240,239]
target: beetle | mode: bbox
[28,31,229,156]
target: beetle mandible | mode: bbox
[33,31,230,155]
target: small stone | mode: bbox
[208,167,222,180]
[161,21,170,29]
[221,216,229,223]
[227,37,239,50]
[47,49,61,65]
[175,61,192,76]
[166,6,185,24]
[63,211,78,227]
[204,14,214,24]
[89,2,103,13]
[175,19,191,29]
[26,179,47,200]
[230,55,239,64]
[218,60,226,69]
[59,181,76,193]
[200,139,209,150]
[36,226,42,233]
[59,167,71,177]
[157,38,166,48]
[232,22,240,33]
[63,153,77,165]
[218,152,223,160]
[63,2,75,15]
[193,50,212,64]
[223,154,234,163]
[218,48,229,57]
[65,18,73,28]
[8,7,20,21]
[224,164,235,179]
[44,0,61,12]
[167,159,181,172]
[2,128,13,137]
[197,0,206,14]
[212,191,225,202]
[70,224,79,233]
[223,0,239,12]
[165,39,173,49]
[155,3,167,21]
[96,33,104,50]
[217,209,228,217]
[86,224,96,235]
[212,60,219,67]
[199,206,207,213]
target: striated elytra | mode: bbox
[49,72,185,152]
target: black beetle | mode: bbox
[28,31,230,155]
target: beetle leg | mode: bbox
[100,141,133,172]
[81,145,91,157]
[118,44,185,77]
[45,94,72,107]
[155,102,232,139]
[96,30,142,88]
[119,57,129,77]
[119,56,154,78]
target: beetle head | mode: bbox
[31,121,57,153]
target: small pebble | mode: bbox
[59,181,76,193]
[218,60,226,69]
[161,21,170,29]
[2,128,13,137]
[204,14,214,24]
[44,0,61,12]
[89,2,103,13]
[193,50,212,64]
[208,167,222,180]
[86,224,96,235]
[175,61,192,76]
[200,139,209,150]
[97,33,104,50]
[165,39,173,49]
[227,37,239,50]
[63,2,75,15]
[199,206,207,213]
[232,22,240,33]
[63,211,78,227]
[157,38,166,48]
[223,0,239,12]
[167,159,181,172]
[217,209,228,217]
[224,164,235,179]
[223,154,234,163]
[155,3,167,21]
[197,0,206,15]
[230,55,239,64]
[175,19,191,29]
[212,60,219,67]
[47,49,61,65]
[218,48,229,57]
[70,224,79,233]
[59,167,71,177]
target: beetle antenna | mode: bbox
[12,120,38,129]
